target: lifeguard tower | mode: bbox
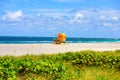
[54,33,66,44]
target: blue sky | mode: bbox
[0,0,120,38]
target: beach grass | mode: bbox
[0,50,120,80]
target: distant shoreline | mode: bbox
[0,42,120,56]
[0,36,120,44]
[0,41,120,44]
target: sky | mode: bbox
[0,0,120,38]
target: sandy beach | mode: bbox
[0,43,120,56]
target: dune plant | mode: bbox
[0,50,120,80]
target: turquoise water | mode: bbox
[0,36,120,44]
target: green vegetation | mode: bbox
[0,50,120,80]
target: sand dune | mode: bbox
[0,43,120,56]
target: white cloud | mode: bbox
[37,13,41,16]
[30,8,72,17]
[98,9,120,20]
[70,13,84,23]
[76,13,84,19]
[112,17,119,20]
[1,8,120,34]
[99,15,106,20]
[2,10,23,21]
[103,23,113,27]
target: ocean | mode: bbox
[0,36,120,44]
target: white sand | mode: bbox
[0,43,120,56]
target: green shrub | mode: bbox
[0,57,66,80]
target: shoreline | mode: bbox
[0,42,120,56]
